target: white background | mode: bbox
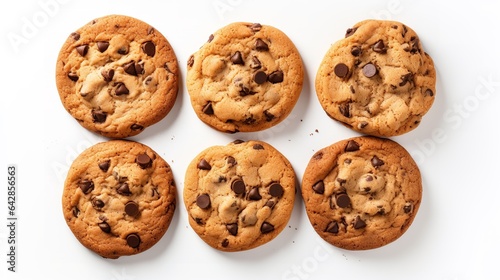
[1,0,499,279]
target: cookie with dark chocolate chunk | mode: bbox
[315,20,436,137]
[183,140,296,251]
[62,140,177,258]
[301,136,422,250]
[55,14,179,138]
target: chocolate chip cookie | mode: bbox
[301,136,422,250]
[62,140,177,258]
[186,22,304,133]
[183,140,296,251]
[315,20,436,137]
[55,14,179,138]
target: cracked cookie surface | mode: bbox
[186,22,304,133]
[301,136,422,250]
[183,140,296,251]
[62,140,177,258]
[315,20,436,137]
[56,14,179,138]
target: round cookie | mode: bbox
[183,140,296,251]
[55,14,179,138]
[301,136,422,250]
[62,140,177,258]
[186,22,304,133]
[315,20,436,137]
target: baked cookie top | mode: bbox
[315,20,436,137]
[186,22,304,133]
[55,14,179,138]
[301,136,422,250]
[62,140,177,258]
[183,140,296,251]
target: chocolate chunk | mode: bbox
[125,201,139,217]
[226,223,238,236]
[101,68,114,82]
[97,41,109,52]
[260,222,274,234]
[334,63,349,78]
[353,216,366,229]
[231,179,246,195]
[335,193,351,208]
[115,83,129,96]
[187,55,194,67]
[254,71,267,84]
[345,140,360,152]
[202,102,214,115]
[269,183,284,198]
[425,89,434,96]
[345,27,357,37]
[372,40,387,54]
[92,109,107,123]
[136,153,152,169]
[255,38,269,51]
[76,45,89,56]
[408,37,420,53]
[250,56,262,69]
[141,41,155,57]
[399,72,414,87]
[362,63,378,78]
[196,194,211,209]
[98,160,110,172]
[371,155,385,167]
[70,32,80,41]
[248,187,262,201]
[253,144,264,150]
[312,181,325,194]
[351,46,361,56]
[130,124,143,131]
[72,206,80,217]
[404,202,413,214]
[197,159,212,170]
[98,221,111,233]
[249,23,262,32]
[117,183,132,196]
[325,221,339,234]
[126,233,141,248]
[92,198,105,210]
[79,179,94,194]
[268,70,284,84]
[264,110,275,122]
[221,239,229,247]
[339,103,351,118]
[244,117,257,126]
[68,72,79,82]
[230,51,244,65]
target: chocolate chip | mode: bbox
[334,63,349,78]
[260,222,274,234]
[97,41,109,52]
[130,124,143,131]
[92,109,107,123]
[101,68,114,82]
[248,187,262,201]
[78,179,94,194]
[68,72,78,82]
[239,86,256,97]
[335,193,351,208]
[358,121,368,129]
[207,34,214,43]
[268,70,284,84]
[351,46,361,56]
[136,153,152,169]
[312,181,325,194]
[226,223,238,236]
[126,233,141,248]
[253,144,264,150]
[399,72,414,87]
[255,38,269,51]
[244,117,256,125]
[76,45,88,56]
[141,41,155,57]
[72,206,80,217]
[227,156,237,166]
[264,110,275,122]
[350,85,356,93]
[425,89,434,96]
[353,216,366,229]
[124,61,138,76]
[313,151,323,160]
[408,37,420,53]
[339,103,351,118]
[125,201,139,217]
[254,71,267,84]
[147,26,155,35]
[187,55,194,67]
[221,239,229,247]
[269,183,284,198]
[325,221,339,234]
[230,51,244,65]
[402,25,408,37]
[197,159,211,170]
[231,179,246,195]
[362,63,378,78]
[336,178,347,186]
[117,47,128,55]
[404,202,413,214]
[265,200,276,209]
[250,56,262,69]
[345,140,360,152]
[249,23,262,32]
[70,32,80,41]
[371,155,384,167]
[202,102,214,115]
[345,27,357,37]
[92,198,105,209]
[232,139,245,144]
[115,82,129,96]
[98,221,111,233]
[196,194,211,209]
[117,183,131,196]
[372,40,387,54]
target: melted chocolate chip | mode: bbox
[226,223,238,236]
[136,153,152,169]
[345,140,360,152]
[254,71,267,84]
[97,41,109,52]
[372,40,387,54]
[78,179,94,194]
[351,46,361,56]
[362,63,378,78]
[339,103,351,118]
[130,124,144,131]
[404,202,413,213]
[264,110,275,122]
[98,221,111,233]
[196,194,211,209]
[141,41,155,57]
[92,198,105,210]
[255,38,269,51]
[248,187,262,201]
[334,63,349,78]
[231,179,246,195]
[221,239,229,247]
[312,181,325,194]
[202,102,214,115]
[72,206,80,217]
[260,222,275,234]
[335,193,351,208]
[269,183,284,198]
[325,221,339,234]
[117,183,132,196]
[197,159,211,170]
[126,233,141,248]
[253,144,264,150]
[230,51,244,65]
[76,45,89,56]
[101,68,114,82]
[125,201,139,217]
[399,72,414,87]
[92,109,107,123]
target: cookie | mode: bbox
[62,140,177,258]
[315,20,436,137]
[55,15,179,138]
[183,140,296,251]
[186,22,304,133]
[301,136,422,250]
